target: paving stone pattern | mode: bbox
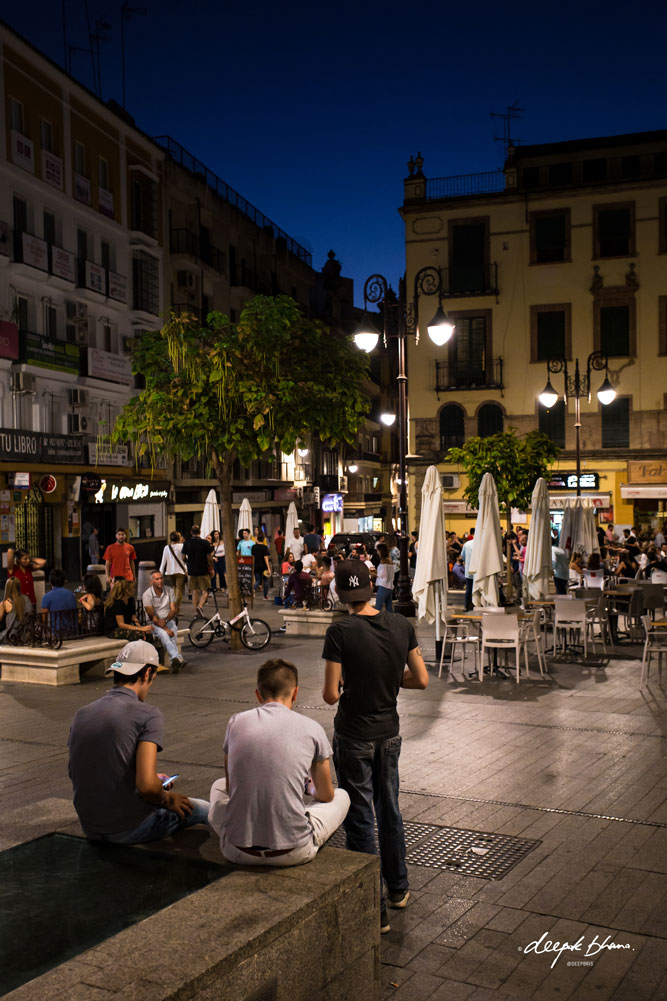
[1,595,666,1000]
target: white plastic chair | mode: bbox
[519,609,546,677]
[554,597,589,657]
[481,613,524,683]
[585,595,612,653]
[640,615,667,687]
[583,569,605,590]
[438,621,480,680]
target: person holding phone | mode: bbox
[68,640,209,844]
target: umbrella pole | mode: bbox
[434,581,443,664]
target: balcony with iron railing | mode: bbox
[170,228,225,274]
[440,261,499,299]
[425,171,506,200]
[154,135,312,264]
[231,265,274,296]
[435,357,504,392]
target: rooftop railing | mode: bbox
[425,171,506,200]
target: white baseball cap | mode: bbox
[106,639,160,676]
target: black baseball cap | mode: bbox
[335,559,372,602]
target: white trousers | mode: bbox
[209,778,350,867]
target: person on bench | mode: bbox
[209,658,349,866]
[68,640,209,844]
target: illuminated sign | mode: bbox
[109,482,169,502]
[548,472,600,491]
[322,493,343,513]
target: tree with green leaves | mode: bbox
[112,296,369,621]
[447,428,560,531]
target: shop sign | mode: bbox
[322,493,343,513]
[99,187,114,217]
[0,321,19,360]
[273,487,301,502]
[11,130,34,173]
[232,490,270,503]
[107,480,169,502]
[627,460,667,483]
[0,221,9,256]
[621,485,667,499]
[88,442,129,466]
[39,474,57,494]
[0,427,85,464]
[442,500,477,514]
[42,150,63,189]
[549,494,610,509]
[74,173,91,205]
[22,233,48,271]
[85,261,106,295]
[51,246,76,282]
[81,473,102,493]
[108,271,127,302]
[23,331,80,373]
[548,471,599,490]
[87,348,132,384]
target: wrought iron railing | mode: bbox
[170,229,226,274]
[440,261,499,298]
[154,135,312,264]
[435,357,504,392]
[3,608,103,649]
[425,171,505,200]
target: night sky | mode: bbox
[4,1,666,303]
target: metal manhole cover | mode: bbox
[407,827,540,879]
[326,821,540,880]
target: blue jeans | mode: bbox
[152,619,179,663]
[333,733,407,919]
[254,569,270,597]
[214,557,226,589]
[85,798,210,845]
[375,586,393,612]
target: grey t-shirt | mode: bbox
[142,585,175,621]
[68,687,164,835]
[222,702,332,850]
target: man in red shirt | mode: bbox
[7,548,46,605]
[104,529,137,583]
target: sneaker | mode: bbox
[171,658,182,674]
[278,625,287,633]
[156,664,170,674]
[388,890,410,909]
[380,916,391,935]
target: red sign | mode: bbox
[40,474,57,494]
[0,321,19,360]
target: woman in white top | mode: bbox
[374,543,395,612]
[159,531,187,613]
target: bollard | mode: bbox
[136,560,156,597]
[33,569,46,607]
[86,563,108,592]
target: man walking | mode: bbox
[182,524,212,616]
[68,640,209,844]
[142,570,186,673]
[209,658,349,866]
[322,560,429,933]
[104,528,136,583]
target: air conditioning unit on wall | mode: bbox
[10,372,36,394]
[177,270,195,289]
[68,389,88,406]
[442,473,460,489]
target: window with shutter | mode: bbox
[530,210,570,264]
[601,398,630,448]
[539,399,566,448]
[478,403,503,437]
[600,306,630,357]
[440,404,465,450]
[450,223,487,292]
[595,204,634,257]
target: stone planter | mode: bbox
[279,608,347,636]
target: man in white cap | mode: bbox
[322,560,429,934]
[68,640,209,844]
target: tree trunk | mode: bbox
[212,447,242,649]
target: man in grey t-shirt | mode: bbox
[68,640,209,843]
[209,659,349,866]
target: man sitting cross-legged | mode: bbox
[209,658,349,866]
[68,640,209,844]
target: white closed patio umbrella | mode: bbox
[559,497,599,559]
[285,501,299,541]
[413,466,448,638]
[524,477,553,600]
[200,488,220,538]
[470,472,504,608]
[237,497,253,535]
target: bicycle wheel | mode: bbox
[240,618,271,650]
[188,617,215,647]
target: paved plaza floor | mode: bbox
[1,595,666,1000]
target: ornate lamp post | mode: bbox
[352,268,455,615]
[538,351,616,497]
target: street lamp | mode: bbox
[538,351,617,497]
[353,268,454,615]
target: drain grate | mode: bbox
[327,821,540,880]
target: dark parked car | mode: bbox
[327,533,377,556]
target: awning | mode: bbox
[621,484,667,499]
[549,493,611,509]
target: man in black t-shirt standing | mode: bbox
[322,560,428,934]
[181,524,213,617]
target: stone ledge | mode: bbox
[4,840,380,1001]
[0,630,189,686]
[278,608,347,637]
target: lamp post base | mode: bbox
[394,572,416,617]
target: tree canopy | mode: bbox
[447,428,560,528]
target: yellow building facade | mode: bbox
[401,133,667,536]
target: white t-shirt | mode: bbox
[376,563,395,589]
[286,536,305,559]
[301,552,317,570]
[159,543,186,576]
[219,702,332,850]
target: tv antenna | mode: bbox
[491,101,525,160]
[121,3,148,109]
[91,17,113,98]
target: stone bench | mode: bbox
[0,629,189,686]
[279,607,347,637]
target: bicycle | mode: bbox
[188,594,271,650]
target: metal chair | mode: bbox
[554,597,589,657]
[640,615,667,687]
[481,613,524,683]
[639,583,665,621]
[585,595,612,653]
[438,621,480,681]
[519,608,546,677]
